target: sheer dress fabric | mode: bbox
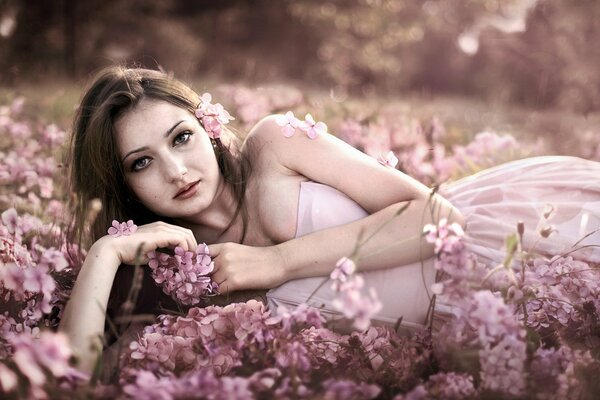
[266,156,600,332]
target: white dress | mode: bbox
[266,156,600,330]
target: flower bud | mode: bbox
[517,221,524,237]
[507,285,524,302]
[542,204,555,219]
[539,226,554,238]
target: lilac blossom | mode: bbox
[275,110,301,137]
[529,346,595,400]
[378,150,399,168]
[395,372,476,400]
[147,244,217,305]
[520,256,600,336]
[322,378,381,399]
[107,219,138,237]
[2,332,85,399]
[194,92,235,139]
[2,93,600,399]
[299,113,328,138]
[215,84,303,128]
[330,257,382,331]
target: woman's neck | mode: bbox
[176,180,244,244]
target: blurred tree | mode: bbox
[474,0,600,112]
[0,0,599,112]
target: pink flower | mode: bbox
[275,111,301,138]
[337,119,364,148]
[1,208,19,235]
[0,363,17,392]
[331,275,382,331]
[147,244,217,305]
[201,115,223,139]
[377,151,399,168]
[299,113,327,139]
[330,256,356,291]
[107,220,138,237]
[195,92,234,139]
[322,378,381,399]
[41,124,65,147]
[9,332,74,390]
[39,248,69,272]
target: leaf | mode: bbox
[503,233,518,268]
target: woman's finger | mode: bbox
[207,243,222,257]
[211,271,224,285]
[142,223,197,251]
[216,279,232,294]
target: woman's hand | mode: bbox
[61,221,196,375]
[208,243,287,293]
[95,221,198,265]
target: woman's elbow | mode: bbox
[419,193,465,229]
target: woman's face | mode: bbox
[115,98,222,220]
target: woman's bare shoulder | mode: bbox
[241,115,292,173]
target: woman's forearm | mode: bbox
[277,194,464,281]
[59,239,121,374]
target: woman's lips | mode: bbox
[174,180,200,199]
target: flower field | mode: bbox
[1,86,600,399]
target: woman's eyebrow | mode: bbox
[121,120,186,163]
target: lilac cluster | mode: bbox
[147,244,218,306]
[395,372,476,400]
[0,332,86,398]
[329,256,382,331]
[346,326,432,391]
[1,208,74,339]
[122,300,429,398]
[520,256,600,338]
[118,368,380,400]
[337,115,538,185]
[529,345,596,399]
[0,98,65,213]
[435,297,528,398]
[127,301,272,374]
[216,84,303,128]
[426,219,528,396]
[3,94,600,399]
[118,369,255,400]
[424,218,486,303]
[321,379,381,399]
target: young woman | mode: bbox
[59,66,600,373]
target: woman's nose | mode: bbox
[163,155,188,182]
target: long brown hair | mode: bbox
[67,66,251,332]
[69,66,250,245]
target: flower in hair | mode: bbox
[195,93,234,139]
[107,220,138,237]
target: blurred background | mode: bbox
[1,0,600,112]
[0,0,599,158]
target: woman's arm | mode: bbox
[278,194,455,281]
[59,222,198,373]
[208,115,464,292]
[59,240,121,374]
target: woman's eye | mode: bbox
[132,157,151,171]
[173,131,192,146]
